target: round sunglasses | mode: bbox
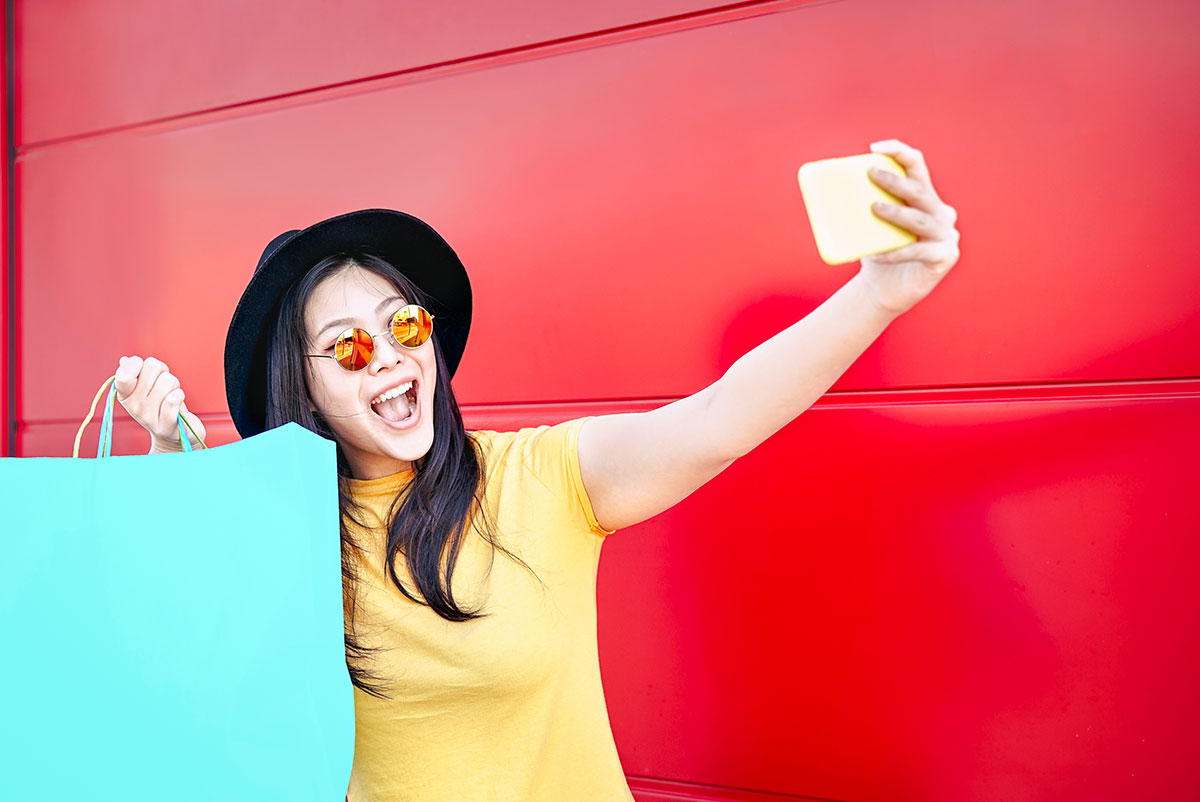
[304,304,435,372]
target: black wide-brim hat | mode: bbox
[224,209,471,438]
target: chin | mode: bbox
[395,428,435,464]
[381,404,436,461]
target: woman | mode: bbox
[114,139,959,801]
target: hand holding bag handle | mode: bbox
[72,375,208,458]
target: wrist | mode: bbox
[847,271,907,323]
[149,435,185,454]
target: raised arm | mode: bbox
[578,140,960,531]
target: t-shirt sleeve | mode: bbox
[511,416,616,537]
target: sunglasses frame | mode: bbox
[304,304,435,372]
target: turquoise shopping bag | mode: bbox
[0,382,354,800]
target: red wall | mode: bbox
[1,3,9,458]
[9,1,1200,800]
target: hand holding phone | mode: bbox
[797,152,917,265]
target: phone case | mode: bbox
[797,153,918,265]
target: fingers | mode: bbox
[866,140,958,243]
[868,166,940,211]
[113,354,197,446]
[871,201,942,239]
[116,355,169,405]
[869,239,960,271]
[113,355,144,401]
[870,138,932,185]
[154,374,183,430]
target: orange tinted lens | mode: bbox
[392,305,433,348]
[333,328,375,370]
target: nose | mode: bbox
[367,331,405,374]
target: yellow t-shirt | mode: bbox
[343,417,634,802]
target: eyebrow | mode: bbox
[316,295,405,339]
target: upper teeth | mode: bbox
[371,380,413,406]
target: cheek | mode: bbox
[422,353,439,392]
[305,368,360,415]
[302,364,321,412]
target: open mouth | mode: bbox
[370,379,419,424]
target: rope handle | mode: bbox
[72,375,208,458]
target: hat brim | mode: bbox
[224,209,471,438]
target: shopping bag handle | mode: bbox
[72,375,208,458]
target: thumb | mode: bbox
[113,355,144,402]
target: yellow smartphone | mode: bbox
[797,152,917,265]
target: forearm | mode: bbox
[707,271,900,459]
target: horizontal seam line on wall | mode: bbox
[626,773,852,802]
[20,376,1200,427]
[15,0,833,155]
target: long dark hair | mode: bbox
[264,251,541,698]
